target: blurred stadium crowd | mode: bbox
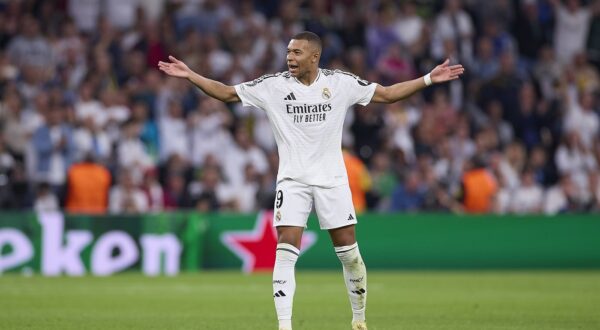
[0,0,599,215]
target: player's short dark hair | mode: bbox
[291,31,322,53]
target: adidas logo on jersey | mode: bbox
[348,214,354,221]
[273,290,287,297]
[284,92,297,100]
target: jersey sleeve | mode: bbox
[338,72,377,106]
[234,74,276,109]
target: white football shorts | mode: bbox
[273,179,358,230]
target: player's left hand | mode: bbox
[430,59,465,84]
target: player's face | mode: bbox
[286,39,318,77]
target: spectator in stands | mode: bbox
[105,0,140,32]
[480,18,516,58]
[365,2,398,67]
[564,89,599,150]
[544,174,581,214]
[189,98,234,167]
[68,0,101,33]
[533,46,562,101]
[188,165,235,211]
[159,100,188,162]
[222,125,268,188]
[514,0,550,63]
[474,126,499,158]
[131,101,159,162]
[141,168,164,212]
[392,0,425,57]
[460,156,498,213]
[65,153,111,214]
[572,53,600,94]
[99,92,129,139]
[498,141,526,190]
[384,101,418,161]
[528,146,553,186]
[367,151,397,211]
[22,89,48,137]
[232,163,261,213]
[351,103,386,164]
[0,90,28,158]
[550,0,599,65]
[31,104,76,200]
[0,135,18,208]
[75,81,105,127]
[0,135,14,174]
[343,148,372,214]
[163,172,192,209]
[33,182,59,213]
[588,171,600,211]
[256,151,279,210]
[375,43,416,85]
[448,116,476,173]
[431,0,474,64]
[390,169,426,212]
[6,15,54,70]
[555,131,597,196]
[470,37,500,82]
[73,115,111,164]
[480,51,524,118]
[510,168,544,214]
[482,100,513,147]
[109,169,149,213]
[117,119,153,178]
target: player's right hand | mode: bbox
[158,55,191,79]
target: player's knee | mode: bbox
[276,226,303,248]
[329,225,357,247]
[334,242,364,266]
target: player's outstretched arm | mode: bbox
[371,59,464,104]
[158,55,240,103]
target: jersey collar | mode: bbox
[293,68,321,86]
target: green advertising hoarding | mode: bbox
[204,212,600,270]
[0,212,205,275]
[1,211,600,275]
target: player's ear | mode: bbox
[312,52,319,63]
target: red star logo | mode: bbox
[221,211,317,273]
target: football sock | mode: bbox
[335,242,367,322]
[273,243,299,328]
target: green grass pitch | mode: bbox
[1,271,599,329]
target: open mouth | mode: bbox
[288,64,299,72]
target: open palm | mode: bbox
[158,56,190,79]
[430,59,465,84]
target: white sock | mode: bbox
[335,242,367,322]
[273,243,299,328]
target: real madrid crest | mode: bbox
[276,210,282,221]
[322,87,331,100]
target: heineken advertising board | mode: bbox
[1,212,599,276]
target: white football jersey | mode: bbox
[234,69,376,188]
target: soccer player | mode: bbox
[159,31,464,330]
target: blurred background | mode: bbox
[0,0,599,216]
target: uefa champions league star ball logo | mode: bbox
[220,211,317,273]
[322,87,331,100]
